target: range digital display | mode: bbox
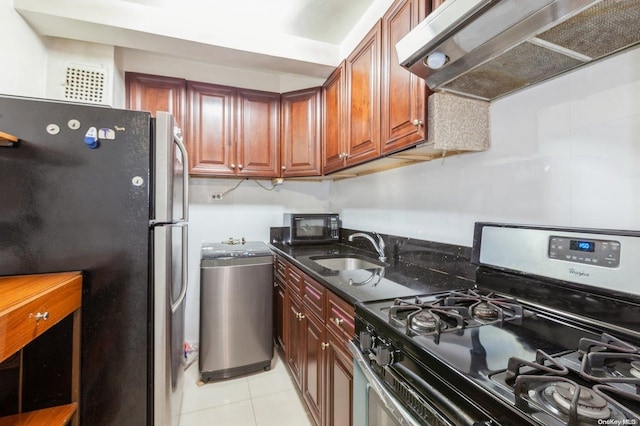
[570,240,595,253]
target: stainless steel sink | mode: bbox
[310,255,386,271]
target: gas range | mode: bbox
[352,223,640,426]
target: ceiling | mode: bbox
[123,0,377,45]
[15,0,382,81]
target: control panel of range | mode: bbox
[548,236,620,268]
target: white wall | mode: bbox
[44,38,116,105]
[329,47,640,247]
[185,178,331,343]
[0,0,47,97]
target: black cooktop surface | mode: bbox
[357,291,602,377]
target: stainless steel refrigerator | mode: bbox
[0,95,188,426]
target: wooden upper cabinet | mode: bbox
[125,72,186,129]
[381,0,429,154]
[186,84,280,177]
[281,88,322,177]
[236,89,281,177]
[432,0,446,9]
[187,82,236,176]
[346,20,382,167]
[322,62,346,175]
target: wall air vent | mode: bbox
[64,64,107,104]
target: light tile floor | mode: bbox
[179,352,314,426]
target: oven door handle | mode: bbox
[349,340,422,426]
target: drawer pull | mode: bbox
[35,311,50,321]
[331,317,344,327]
[321,342,330,351]
[298,313,305,321]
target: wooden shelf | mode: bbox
[0,272,82,363]
[0,131,19,147]
[0,403,77,426]
[0,272,82,426]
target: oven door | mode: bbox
[351,341,424,426]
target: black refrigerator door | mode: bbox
[0,96,152,425]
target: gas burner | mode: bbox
[630,361,640,379]
[433,289,526,325]
[410,311,441,333]
[471,301,499,321]
[549,381,611,420]
[384,289,529,338]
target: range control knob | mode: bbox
[359,332,373,351]
[375,345,393,367]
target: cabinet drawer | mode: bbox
[326,291,355,343]
[286,264,303,297]
[274,256,286,282]
[302,275,325,320]
[0,272,82,363]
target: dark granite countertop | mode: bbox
[269,229,478,305]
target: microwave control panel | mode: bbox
[329,216,339,239]
[548,236,620,268]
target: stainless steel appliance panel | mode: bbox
[199,254,273,380]
[153,112,189,426]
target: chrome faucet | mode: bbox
[348,232,387,262]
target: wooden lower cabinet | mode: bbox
[275,256,353,426]
[325,332,353,426]
[303,310,325,426]
[286,293,304,390]
[274,277,286,352]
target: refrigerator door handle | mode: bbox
[173,127,189,222]
[171,223,188,313]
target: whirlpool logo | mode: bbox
[569,268,590,277]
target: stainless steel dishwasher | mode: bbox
[199,241,274,382]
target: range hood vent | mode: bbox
[396,0,640,101]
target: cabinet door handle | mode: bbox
[230,164,236,169]
[331,317,344,327]
[299,313,305,321]
[238,164,243,170]
[412,119,424,127]
[35,311,49,321]
[281,166,287,171]
[321,342,330,351]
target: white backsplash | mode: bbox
[185,178,330,343]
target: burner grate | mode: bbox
[501,334,640,424]
[385,289,527,338]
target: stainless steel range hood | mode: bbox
[396,0,640,101]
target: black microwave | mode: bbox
[283,213,340,245]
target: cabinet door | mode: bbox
[125,73,186,129]
[346,21,381,167]
[187,82,236,176]
[381,0,429,154]
[322,63,346,175]
[281,88,322,177]
[325,333,353,426]
[302,311,324,426]
[236,89,281,177]
[274,279,286,353]
[286,294,303,390]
